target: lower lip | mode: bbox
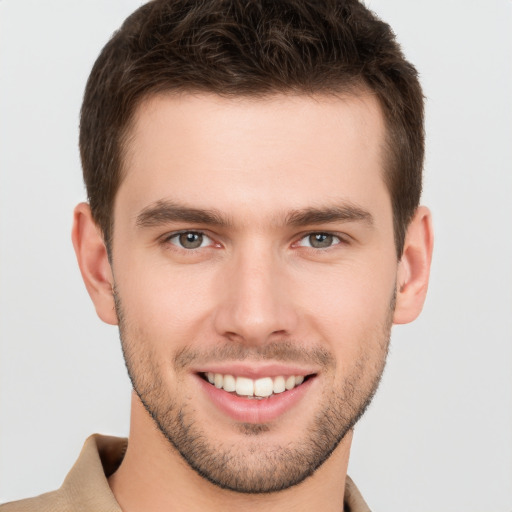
[196,375,315,424]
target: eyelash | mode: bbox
[294,232,344,249]
[164,231,217,250]
[162,230,348,251]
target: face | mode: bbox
[111,93,398,493]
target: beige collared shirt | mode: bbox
[1,434,371,511]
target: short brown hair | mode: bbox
[80,0,424,257]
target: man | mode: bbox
[1,0,433,510]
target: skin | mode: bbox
[72,92,433,512]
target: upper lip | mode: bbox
[192,362,318,379]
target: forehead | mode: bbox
[117,92,389,224]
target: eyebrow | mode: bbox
[285,204,374,227]
[136,199,373,229]
[136,200,230,228]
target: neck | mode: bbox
[109,393,353,512]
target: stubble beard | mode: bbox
[114,291,394,494]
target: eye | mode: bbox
[297,232,342,249]
[168,231,213,250]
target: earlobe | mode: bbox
[71,203,118,325]
[393,206,434,325]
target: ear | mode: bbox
[71,203,118,325]
[393,206,434,324]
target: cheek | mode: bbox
[114,255,218,345]
[292,261,395,366]
[295,257,395,318]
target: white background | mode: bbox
[1,1,511,510]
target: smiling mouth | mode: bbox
[200,372,314,399]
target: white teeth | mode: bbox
[254,377,273,397]
[206,373,307,397]
[223,374,236,392]
[285,375,296,390]
[273,376,286,394]
[214,373,223,389]
[236,376,254,396]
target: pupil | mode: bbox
[310,233,332,248]
[179,232,203,249]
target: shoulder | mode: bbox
[0,489,68,512]
[0,434,126,512]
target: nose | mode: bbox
[213,244,299,345]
